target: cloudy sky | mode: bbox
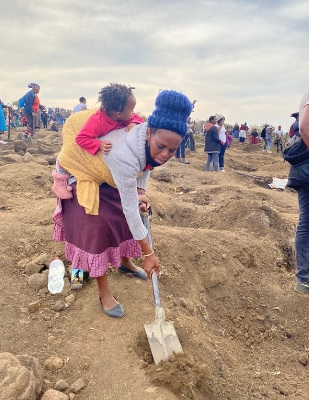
[1,0,309,130]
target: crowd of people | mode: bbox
[1,81,309,301]
[0,82,72,140]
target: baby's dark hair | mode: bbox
[98,83,135,113]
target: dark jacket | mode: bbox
[204,125,221,152]
[24,91,35,115]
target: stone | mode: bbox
[61,278,71,296]
[26,263,44,275]
[54,379,69,392]
[69,393,76,400]
[52,300,66,312]
[31,253,50,266]
[43,356,64,372]
[35,157,49,166]
[23,152,36,162]
[46,155,57,165]
[179,297,188,308]
[39,287,49,295]
[299,353,308,366]
[260,213,270,228]
[28,273,48,291]
[18,257,30,270]
[0,352,43,400]
[2,154,22,163]
[28,301,41,313]
[150,167,172,182]
[70,378,86,393]
[41,389,69,400]
[65,294,75,304]
[17,354,44,396]
[13,141,27,152]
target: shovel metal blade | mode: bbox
[144,319,183,365]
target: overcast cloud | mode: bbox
[1,0,309,129]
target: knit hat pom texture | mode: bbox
[147,90,192,136]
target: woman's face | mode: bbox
[33,86,40,94]
[147,129,182,164]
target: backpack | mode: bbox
[289,120,299,138]
[18,95,26,108]
[261,128,266,138]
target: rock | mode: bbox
[26,263,44,275]
[41,389,69,400]
[150,167,172,182]
[28,273,48,291]
[39,287,49,295]
[25,254,50,275]
[35,157,49,166]
[2,154,22,163]
[23,152,36,162]
[17,257,30,270]
[31,253,50,266]
[17,354,44,396]
[299,353,308,366]
[28,301,41,313]
[69,393,75,400]
[52,300,66,312]
[54,380,69,392]
[260,213,270,228]
[61,278,71,296]
[65,294,75,304]
[43,356,64,372]
[0,352,43,400]
[179,297,188,308]
[46,155,57,165]
[13,141,27,152]
[70,378,86,394]
[203,267,227,289]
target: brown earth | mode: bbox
[0,128,308,400]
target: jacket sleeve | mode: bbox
[213,126,221,143]
[104,151,148,241]
[75,113,103,155]
[24,91,34,114]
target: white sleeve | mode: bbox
[104,153,148,241]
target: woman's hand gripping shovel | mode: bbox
[140,206,183,365]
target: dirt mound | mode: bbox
[1,130,308,400]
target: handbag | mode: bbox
[283,138,309,166]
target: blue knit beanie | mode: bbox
[147,90,192,136]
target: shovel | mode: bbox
[141,211,183,365]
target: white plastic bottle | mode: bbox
[48,258,65,294]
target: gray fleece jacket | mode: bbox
[101,122,150,241]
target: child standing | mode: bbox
[52,83,144,198]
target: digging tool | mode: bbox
[141,210,183,365]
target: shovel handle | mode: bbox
[140,211,160,307]
[151,271,161,308]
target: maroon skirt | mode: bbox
[53,183,141,277]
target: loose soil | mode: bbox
[0,129,307,400]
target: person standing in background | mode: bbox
[73,97,87,113]
[204,115,221,172]
[23,83,41,140]
[216,114,227,172]
[274,125,284,153]
[187,117,196,153]
[0,99,7,136]
[41,109,48,129]
[239,122,248,143]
